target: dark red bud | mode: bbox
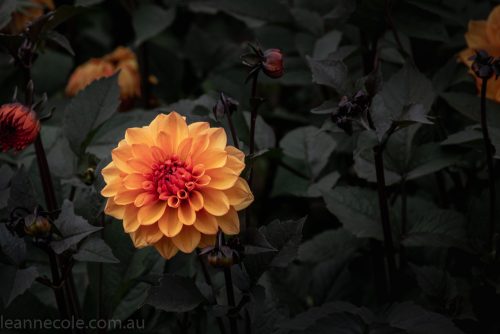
[262,49,284,79]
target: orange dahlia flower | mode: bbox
[3,0,54,35]
[0,103,40,152]
[66,47,141,107]
[459,5,500,102]
[101,112,254,259]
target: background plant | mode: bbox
[0,0,499,334]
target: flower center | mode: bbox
[148,156,197,200]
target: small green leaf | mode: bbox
[306,55,350,95]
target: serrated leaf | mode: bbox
[0,265,38,307]
[322,186,383,240]
[63,74,120,155]
[259,217,306,268]
[145,274,205,312]
[132,4,176,46]
[46,30,74,56]
[307,171,340,197]
[50,200,102,254]
[73,235,119,263]
[298,228,360,263]
[280,126,336,178]
[371,63,435,140]
[306,55,350,95]
[441,92,500,128]
[8,166,37,211]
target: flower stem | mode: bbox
[480,78,497,253]
[373,145,397,299]
[223,266,238,334]
[248,72,259,158]
[226,111,239,150]
[196,250,227,334]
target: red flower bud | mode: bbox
[0,103,40,152]
[262,49,284,78]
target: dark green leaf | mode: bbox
[63,74,121,155]
[298,228,360,263]
[371,63,435,140]
[0,265,38,307]
[132,4,176,46]
[322,186,383,240]
[0,224,26,265]
[74,235,119,263]
[50,200,102,254]
[306,55,350,95]
[280,126,336,178]
[145,274,205,312]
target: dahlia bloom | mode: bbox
[101,112,253,259]
[3,0,54,35]
[66,47,141,106]
[459,5,500,102]
[0,103,40,152]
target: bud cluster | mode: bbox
[469,50,500,80]
[332,90,371,135]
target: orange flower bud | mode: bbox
[3,0,54,35]
[0,103,40,152]
[65,47,141,109]
[262,49,284,79]
[459,5,500,102]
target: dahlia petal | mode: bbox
[104,198,125,219]
[193,210,218,234]
[172,226,201,253]
[206,167,239,190]
[465,21,490,49]
[198,233,216,248]
[128,158,152,174]
[123,205,140,232]
[101,182,122,197]
[190,134,210,155]
[195,175,211,187]
[178,201,196,225]
[130,224,163,248]
[101,162,121,183]
[225,177,254,210]
[133,192,157,207]
[154,237,179,259]
[207,128,227,150]
[165,112,189,147]
[114,190,142,205]
[189,190,204,211]
[131,144,154,163]
[156,132,174,156]
[125,127,153,146]
[188,122,210,137]
[487,7,500,46]
[216,207,240,235]
[123,173,146,190]
[193,149,227,169]
[177,137,193,161]
[225,155,245,175]
[112,141,135,173]
[202,188,229,216]
[138,201,167,225]
[151,146,166,162]
[158,207,183,237]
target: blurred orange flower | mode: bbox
[65,47,141,107]
[459,5,500,102]
[100,112,253,259]
[0,103,40,152]
[3,0,54,35]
